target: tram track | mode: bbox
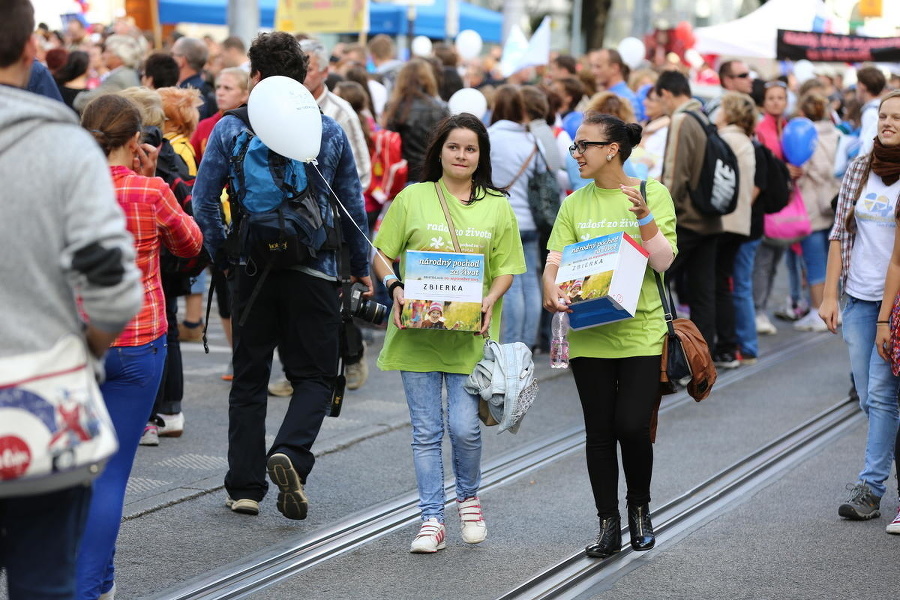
[497,396,860,600]
[157,331,835,599]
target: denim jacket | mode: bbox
[192,113,370,279]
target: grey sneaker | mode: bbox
[266,453,308,520]
[838,482,881,520]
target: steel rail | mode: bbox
[497,397,859,600]
[157,331,834,599]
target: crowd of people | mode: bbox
[3,0,900,597]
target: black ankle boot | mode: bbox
[585,514,622,558]
[627,503,655,551]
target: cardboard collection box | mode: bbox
[401,250,485,332]
[555,232,649,330]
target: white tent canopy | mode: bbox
[694,0,847,58]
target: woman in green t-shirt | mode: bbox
[542,112,677,560]
[372,114,526,553]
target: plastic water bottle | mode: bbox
[550,312,570,369]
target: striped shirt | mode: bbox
[110,165,203,346]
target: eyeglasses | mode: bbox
[568,140,613,156]
[731,72,751,79]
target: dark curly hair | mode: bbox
[248,31,309,83]
[420,113,506,202]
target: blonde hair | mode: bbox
[117,86,165,130]
[585,91,636,124]
[157,86,202,137]
[719,91,757,136]
[216,66,249,91]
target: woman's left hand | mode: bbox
[621,184,649,219]
[876,323,892,362]
[478,295,498,336]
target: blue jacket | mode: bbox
[192,112,370,279]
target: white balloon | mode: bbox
[448,87,487,119]
[793,59,816,83]
[412,36,433,58]
[617,37,646,70]
[455,29,483,61]
[247,76,321,162]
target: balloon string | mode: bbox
[309,160,395,275]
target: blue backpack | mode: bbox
[225,107,333,270]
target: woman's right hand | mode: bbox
[542,280,571,313]
[818,297,840,335]
[391,288,406,329]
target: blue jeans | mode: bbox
[501,230,541,348]
[733,238,761,357]
[76,335,167,600]
[841,296,900,497]
[1,484,92,600]
[400,371,482,522]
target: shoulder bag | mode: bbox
[434,182,539,428]
[0,334,118,498]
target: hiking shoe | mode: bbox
[225,497,260,516]
[755,313,777,335]
[887,507,900,534]
[793,310,828,332]
[345,355,368,391]
[266,453,308,520]
[178,321,204,343]
[268,379,293,397]
[838,482,881,520]
[713,351,740,369]
[157,412,184,438]
[457,497,487,544]
[410,518,446,553]
[139,423,159,446]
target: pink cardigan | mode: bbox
[756,113,786,160]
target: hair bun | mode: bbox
[625,122,643,146]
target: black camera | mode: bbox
[348,282,387,324]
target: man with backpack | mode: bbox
[656,70,727,349]
[192,31,372,521]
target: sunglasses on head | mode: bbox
[765,80,788,89]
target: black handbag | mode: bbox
[526,145,561,237]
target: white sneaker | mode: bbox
[268,378,293,397]
[225,496,260,515]
[793,310,828,332]
[887,507,900,534]
[157,412,184,437]
[98,583,116,600]
[458,497,487,544]
[755,313,777,335]
[410,518,446,553]
[139,423,159,446]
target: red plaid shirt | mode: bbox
[111,166,203,347]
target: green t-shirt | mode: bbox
[547,179,677,359]
[375,180,527,373]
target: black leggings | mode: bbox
[570,355,661,519]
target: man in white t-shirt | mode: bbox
[856,66,887,156]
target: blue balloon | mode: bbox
[562,111,584,140]
[782,117,818,166]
